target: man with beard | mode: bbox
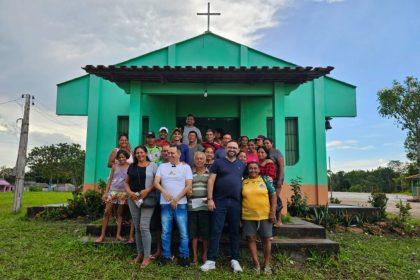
[214,132,232,160]
[200,140,246,273]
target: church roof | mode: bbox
[83,65,334,84]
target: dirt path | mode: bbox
[331,192,420,219]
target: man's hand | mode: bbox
[170,198,178,209]
[207,199,216,211]
[186,188,193,197]
[162,191,173,202]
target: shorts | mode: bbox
[107,190,127,205]
[242,219,273,238]
[188,210,211,239]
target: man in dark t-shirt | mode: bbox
[200,140,245,273]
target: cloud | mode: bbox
[326,139,374,151]
[0,115,20,136]
[331,158,388,172]
[0,0,292,167]
[29,131,80,147]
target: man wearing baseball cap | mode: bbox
[145,131,161,164]
[155,127,170,147]
[255,135,265,147]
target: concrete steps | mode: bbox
[274,217,327,239]
[83,217,339,260]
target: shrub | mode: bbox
[38,181,105,221]
[392,200,415,235]
[329,196,341,204]
[312,205,339,230]
[66,189,104,220]
[368,193,388,220]
[29,185,43,192]
[36,207,68,220]
[287,177,309,217]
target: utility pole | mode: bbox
[13,94,32,212]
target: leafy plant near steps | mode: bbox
[37,180,105,220]
[287,176,310,217]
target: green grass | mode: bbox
[0,192,419,279]
[0,191,72,216]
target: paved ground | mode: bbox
[332,192,420,219]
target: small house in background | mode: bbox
[51,183,77,192]
[0,179,14,192]
[406,174,420,199]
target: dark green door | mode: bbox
[176,117,240,141]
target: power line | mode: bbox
[33,98,84,128]
[0,98,19,105]
[32,105,85,130]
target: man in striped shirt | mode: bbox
[187,151,210,264]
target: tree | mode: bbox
[27,143,85,186]
[0,165,15,183]
[377,76,420,176]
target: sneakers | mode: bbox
[200,259,242,273]
[158,257,172,266]
[178,257,190,267]
[230,259,243,273]
[200,260,216,271]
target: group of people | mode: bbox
[96,114,285,274]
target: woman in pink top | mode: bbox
[246,140,259,163]
[107,134,134,168]
[96,149,130,243]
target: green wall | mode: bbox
[56,32,356,187]
[56,75,89,115]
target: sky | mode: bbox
[0,0,419,172]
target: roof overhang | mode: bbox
[83,65,334,85]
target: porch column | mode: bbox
[84,74,101,189]
[129,81,142,146]
[272,83,286,156]
[313,77,328,205]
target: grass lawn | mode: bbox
[0,192,419,280]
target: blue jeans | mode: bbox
[207,198,241,261]
[161,204,189,258]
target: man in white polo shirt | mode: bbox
[154,145,193,267]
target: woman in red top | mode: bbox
[246,140,259,163]
[257,146,277,182]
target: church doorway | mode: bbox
[176,117,240,141]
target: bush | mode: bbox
[38,181,105,221]
[287,177,309,217]
[36,207,68,220]
[29,185,43,192]
[368,193,388,220]
[329,196,341,204]
[312,205,339,229]
[66,189,104,220]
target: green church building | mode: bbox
[56,32,356,206]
